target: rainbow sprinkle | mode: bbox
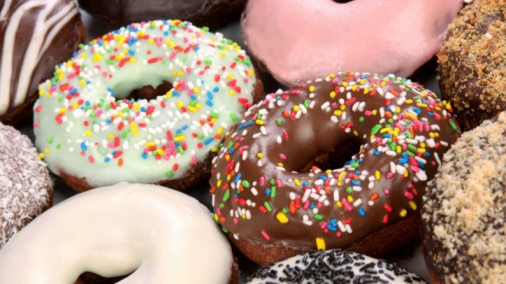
[210,72,459,254]
[33,20,257,189]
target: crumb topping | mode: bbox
[422,111,506,283]
[437,0,506,130]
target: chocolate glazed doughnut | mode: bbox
[0,0,85,126]
[210,72,460,265]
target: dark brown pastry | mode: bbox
[210,72,460,265]
[421,111,506,284]
[437,0,506,131]
[79,0,246,30]
[0,0,85,127]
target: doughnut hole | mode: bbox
[124,81,173,101]
[299,139,361,173]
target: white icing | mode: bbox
[34,20,257,188]
[0,0,78,114]
[0,183,233,283]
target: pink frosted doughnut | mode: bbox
[242,0,466,86]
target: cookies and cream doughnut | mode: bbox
[437,0,506,131]
[246,249,427,284]
[0,0,85,126]
[0,182,237,284]
[422,111,506,283]
[0,122,53,249]
[79,0,247,30]
[210,72,460,265]
[34,19,261,192]
[241,0,466,86]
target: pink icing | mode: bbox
[242,0,465,86]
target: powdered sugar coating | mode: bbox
[422,111,506,283]
[0,123,53,248]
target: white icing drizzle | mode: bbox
[0,183,233,283]
[0,0,78,114]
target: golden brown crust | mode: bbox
[437,0,506,131]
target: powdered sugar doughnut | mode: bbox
[242,0,466,86]
[0,183,237,284]
[0,123,53,249]
[246,249,426,284]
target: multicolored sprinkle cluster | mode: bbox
[34,20,257,189]
[210,72,459,260]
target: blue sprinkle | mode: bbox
[206,100,213,107]
[358,207,366,217]
[234,173,242,184]
[351,180,361,186]
[141,152,148,159]
[204,137,214,145]
[80,142,87,151]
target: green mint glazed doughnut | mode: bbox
[34,19,261,192]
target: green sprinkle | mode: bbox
[450,120,458,131]
[223,189,230,202]
[241,180,250,188]
[276,118,283,125]
[264,201,272,212]
[230,112,238,122]
[314,214,324,221]
[371,124,382,135]
[166,171,173,178]
[270,187,276,198]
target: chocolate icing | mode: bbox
[0,0,84,126]
[210,72,460,264]
[78,0,246,29]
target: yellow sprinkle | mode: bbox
[337,172,346,186]
[92,53,103,63]
[176,100,184,109]
[194,87,201,94]
[227,73,234,80]
[309,85,315,92]
[329,91,337,99]
[177,70,184,76]
[375,171,381,180]
[347,195,354,203]
[217,179,222,188]
[256,153,264,159]
[213,214,219,222]
[316,238,326,250]
[79,80,87,87]
[44,148,50,154]
[108,134,115,140]
[220,51,226,57]
[334,110,342,116]
[39,153,45,159]
[211,146,219,152]
[341,82,348,87]
[328,73,336,78]
[351,85,358,91]
[294,178,301,187]
[130,122,138,136]
[229,90,235,96]
[84,130,93,137]
[247,69,255,77]
[276,212,289,224]
[399,209,408,217]
[148,38,154,44]
[187,106,198,112]
[336,201,343,208]
[145,141,156,148]
[409,201,417,210]
[130,58,137,64]
[255,119,264,125]
[174,135,185,142]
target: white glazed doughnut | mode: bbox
[246,249,427,284]
[242,0,466,86]
[0,183,235,284]
[34,19,260,192]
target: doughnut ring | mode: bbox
[210,72,460,265]
[34,19,260,192]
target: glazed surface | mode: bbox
[210,72,459,263]
[0,183,234,283]
[242,0,465,86]
[422,111,506,283]
[34,20,257,190]
[0,0,83,123]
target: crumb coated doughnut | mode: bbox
[0,182,238,284]
[0,0,85,126]
[241,0,466,86]
[34,19,261,192]
[210,72,460,265]
[0,123,53,249]
[246,249,427,284]
[421,111,506,284]
[437,0,506,131]
[79,0,247,30]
